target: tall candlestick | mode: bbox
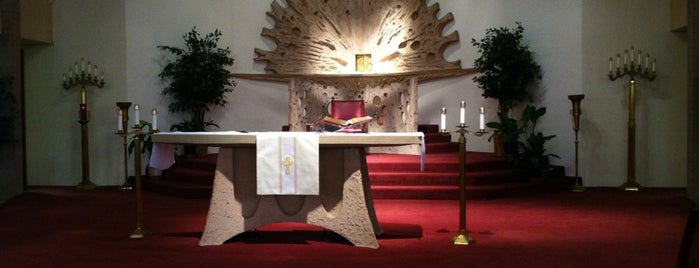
[459,101,465,125]
[118,109,124,132]
[479,107,485,130]
[134,104,140,123]
[440,107,447,132]
[152,109,158,130]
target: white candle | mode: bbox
[459,101,465,124]
[630,46,634,63]
[624,50,628,65]
[440,107,447,132]
[63,73,67,82]
[479,107,485,130]
[637,51,641,64]
[608,57,612,72]
[645,53,649,68]
[81,58,85,72]
[652,59,656,72]
[117,109,123,132]
[152,109,158,130]
[616,54,620,68]
[134,104,140,123]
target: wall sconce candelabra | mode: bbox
[115,104,159,239]
[441,101,487,245]
[62,58,105,190]
[607,46,656,191]
[568,94,584,192]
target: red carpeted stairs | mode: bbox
[145,125,570,199]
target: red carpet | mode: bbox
[0,187,691,268]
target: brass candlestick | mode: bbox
[608,46,656,191]
[440,103,487,245]
[127,125,146,238]
[568,94,585,192]
[62,58,105,190]
[116,102,132,190]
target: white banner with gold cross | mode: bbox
[256,132,319,195]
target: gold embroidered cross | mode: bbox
[281,156,294,175]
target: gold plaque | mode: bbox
[355,54,372,72]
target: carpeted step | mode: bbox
[425,142,458,153]
[172,154,218,171]
[370,180,567,200]
[366,152,513,173]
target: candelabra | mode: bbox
[608,46,656,191]
[441,102,487,245]
[115,105,159,238]
[62,58,105,190]
[568,94,585,192]
[116,102,133,190]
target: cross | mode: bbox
[281,156,294,175]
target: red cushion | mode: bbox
[331,100,365,120]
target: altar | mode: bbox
[151,131,423,248]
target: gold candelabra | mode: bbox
[62,58,105,190]
[116,102,133,190]
[115,104,159,238]
[568,94,585,192]
[441,102,487,245]
[607,46,656,191]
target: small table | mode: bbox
[151,132,423,248]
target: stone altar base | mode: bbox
[199,146,382,248]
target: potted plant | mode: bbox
[158,27,236,132]
[515,105,559,176]
[471,22,542,154]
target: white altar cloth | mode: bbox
[256,132,319,195]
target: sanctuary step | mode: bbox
[144,124,572,200]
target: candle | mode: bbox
[630,46,634,63]
[118,109,123,132]
[134,104,140,123]
[616,54,620,68]
[479,107,485,130]
[652,59,656,72]
[637,51,641,65]
[608,57,612,72]
[440,107,447,132]
[81,58,85,72]
[623,50,628,65]
[645,53,649,68]
[152,109,158,130]
[79,104,88,121]
[63,73,67,82]
[459,101,465,125]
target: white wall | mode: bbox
[581,0,687,187]
[24,0,126,186]
[23,0,687,188]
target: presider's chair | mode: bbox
[330,100,368,132]
[330,100,365,121]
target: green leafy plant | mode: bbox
[515,105,559,176]
[471,22,542,116]
[158,27,235,132]
[486,112,521,154]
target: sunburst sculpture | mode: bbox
[255,0,461,74]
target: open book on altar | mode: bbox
[311,115,372,133]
